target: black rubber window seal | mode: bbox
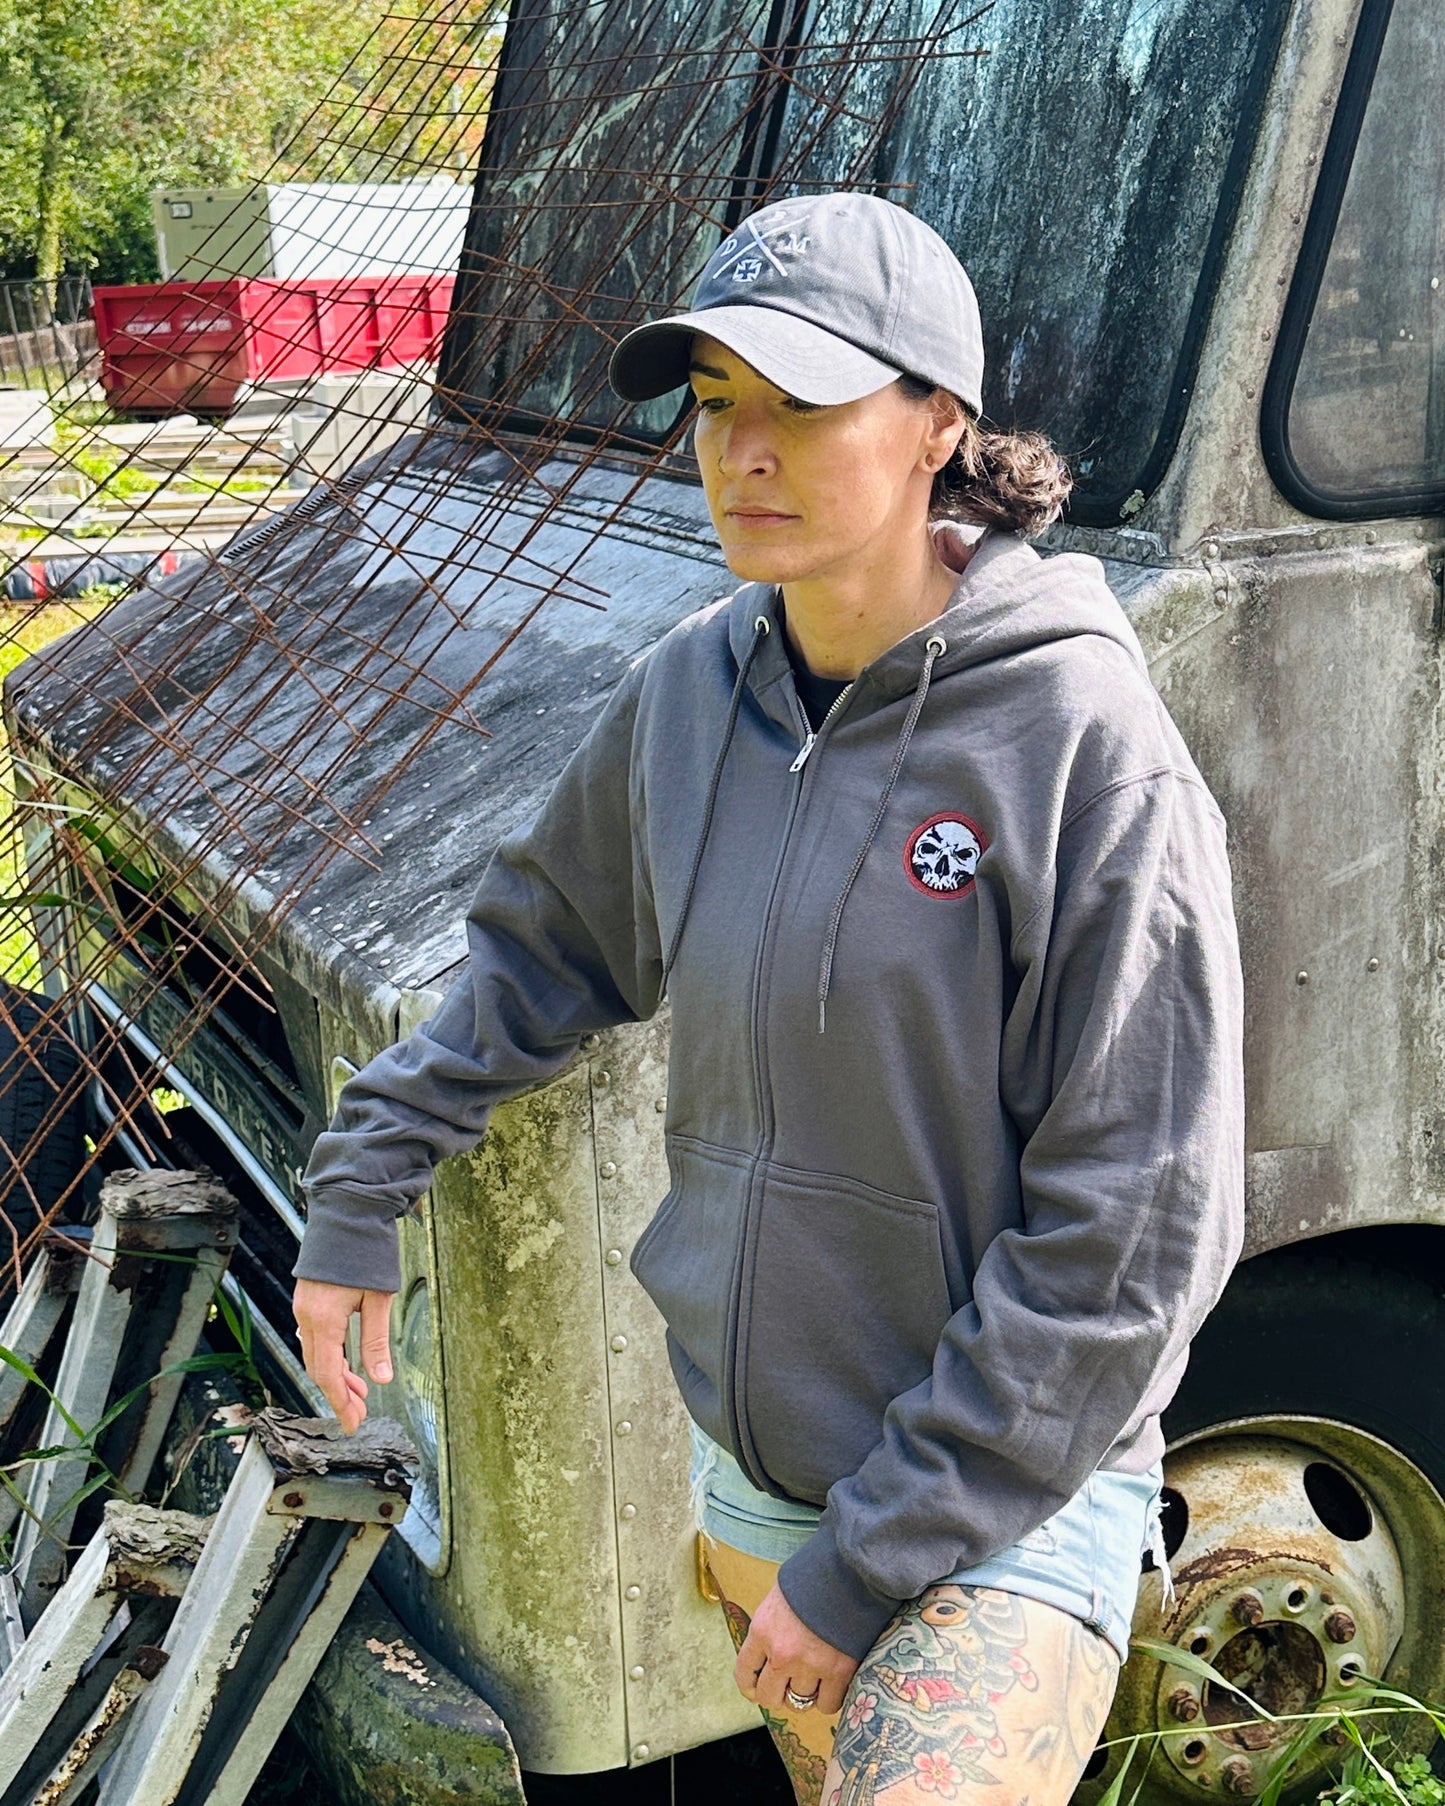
[1260,0,1445,522]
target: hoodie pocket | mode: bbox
[738,1166,954,1502]
[629,1136,752,1415]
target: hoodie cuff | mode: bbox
[776,1519,902,1660]
[291,1187,404,1294]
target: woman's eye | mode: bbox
[694,395,728,414]
[782,396,822,415]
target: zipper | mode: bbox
[788,682,854,773]
[724,671,855,1494]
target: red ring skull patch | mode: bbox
[904,812,988,897]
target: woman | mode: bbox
[292,191,1245,1806]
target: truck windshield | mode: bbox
[440,0,1290,524]
[1273,0,1443,512]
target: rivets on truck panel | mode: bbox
[1296,970,1309,985]
[625,1585,641,1601]
[610,1335,628,1353]
[633,1744,650,1761]
[616,1419,633,1436]
[581,1033,602,1051]
[620,1503,637,1520]
[630,1665,646,1681]
[605,1248,623,1266]
[600,1161,617,1179]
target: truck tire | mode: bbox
[0,982,86,1278]
[1096,1242,1445,1804]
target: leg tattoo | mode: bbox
[712,1569,829,1805]
[824,1586,1119,1806]
[829,1585,1036,1801]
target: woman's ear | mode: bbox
[924,389,966,472]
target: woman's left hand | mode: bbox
[734,1583,858,1716]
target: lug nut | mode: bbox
[1231,1589,1265,1627]
[1324,1609,1356,1644]
[1167,1687,1201,1722]
[1222,1756,1258,1796]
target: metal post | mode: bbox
[11,1171,237,1623]
[0,1230,88,1551]
[0,1501,207,1800]
[95,1408,415,1806]
[0,1230,86,1443]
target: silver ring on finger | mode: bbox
[784,1682,820,1713]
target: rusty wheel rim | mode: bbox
[1100,1416,1445,1801]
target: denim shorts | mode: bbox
[688,1421,1170,1664]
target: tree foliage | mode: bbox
[0,0,498,283]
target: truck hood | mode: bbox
[5,430,730,1020]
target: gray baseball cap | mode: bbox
[608,191,984,414]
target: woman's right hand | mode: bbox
[292,1278,395,1434]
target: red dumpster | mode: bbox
[90,274,455,418]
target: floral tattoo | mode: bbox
[828,1585,1038,1803]
[716,1583,829,1803]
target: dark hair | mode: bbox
[895,373,1072,537]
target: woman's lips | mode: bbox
[726,509,799,527]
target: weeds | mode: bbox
[1323,1750,1445,1806]
[1102,1637,1445,1806]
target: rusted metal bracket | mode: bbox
[94,1406,415,1806]
[0,1500,208,1805]
[10,1170,237,1623]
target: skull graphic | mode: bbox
[906,813,987,896]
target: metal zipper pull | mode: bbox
[789,733,816,774]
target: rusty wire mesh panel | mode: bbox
[0,0,989,1310]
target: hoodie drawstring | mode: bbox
[660,613,771,993]
[817,632,946,1033]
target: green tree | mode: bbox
[0,0,497,285]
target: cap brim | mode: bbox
[608,304,901,406]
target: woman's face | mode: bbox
[688,333,958,587]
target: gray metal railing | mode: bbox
[0,278,97,397]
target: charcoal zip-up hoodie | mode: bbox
[293,524,1246,1658]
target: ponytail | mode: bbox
[897,373,1072,537]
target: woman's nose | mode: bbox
[716,410,777,478]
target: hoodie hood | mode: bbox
[725,523,1151,717]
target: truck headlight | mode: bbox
[396,1280,441,1470]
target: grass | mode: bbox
[0,588,118,987]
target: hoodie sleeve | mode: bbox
[776,767,1246,1657]
[291,663,662,1295]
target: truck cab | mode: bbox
[6,0,1442,1798]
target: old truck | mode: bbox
[4,0,1442,1797]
